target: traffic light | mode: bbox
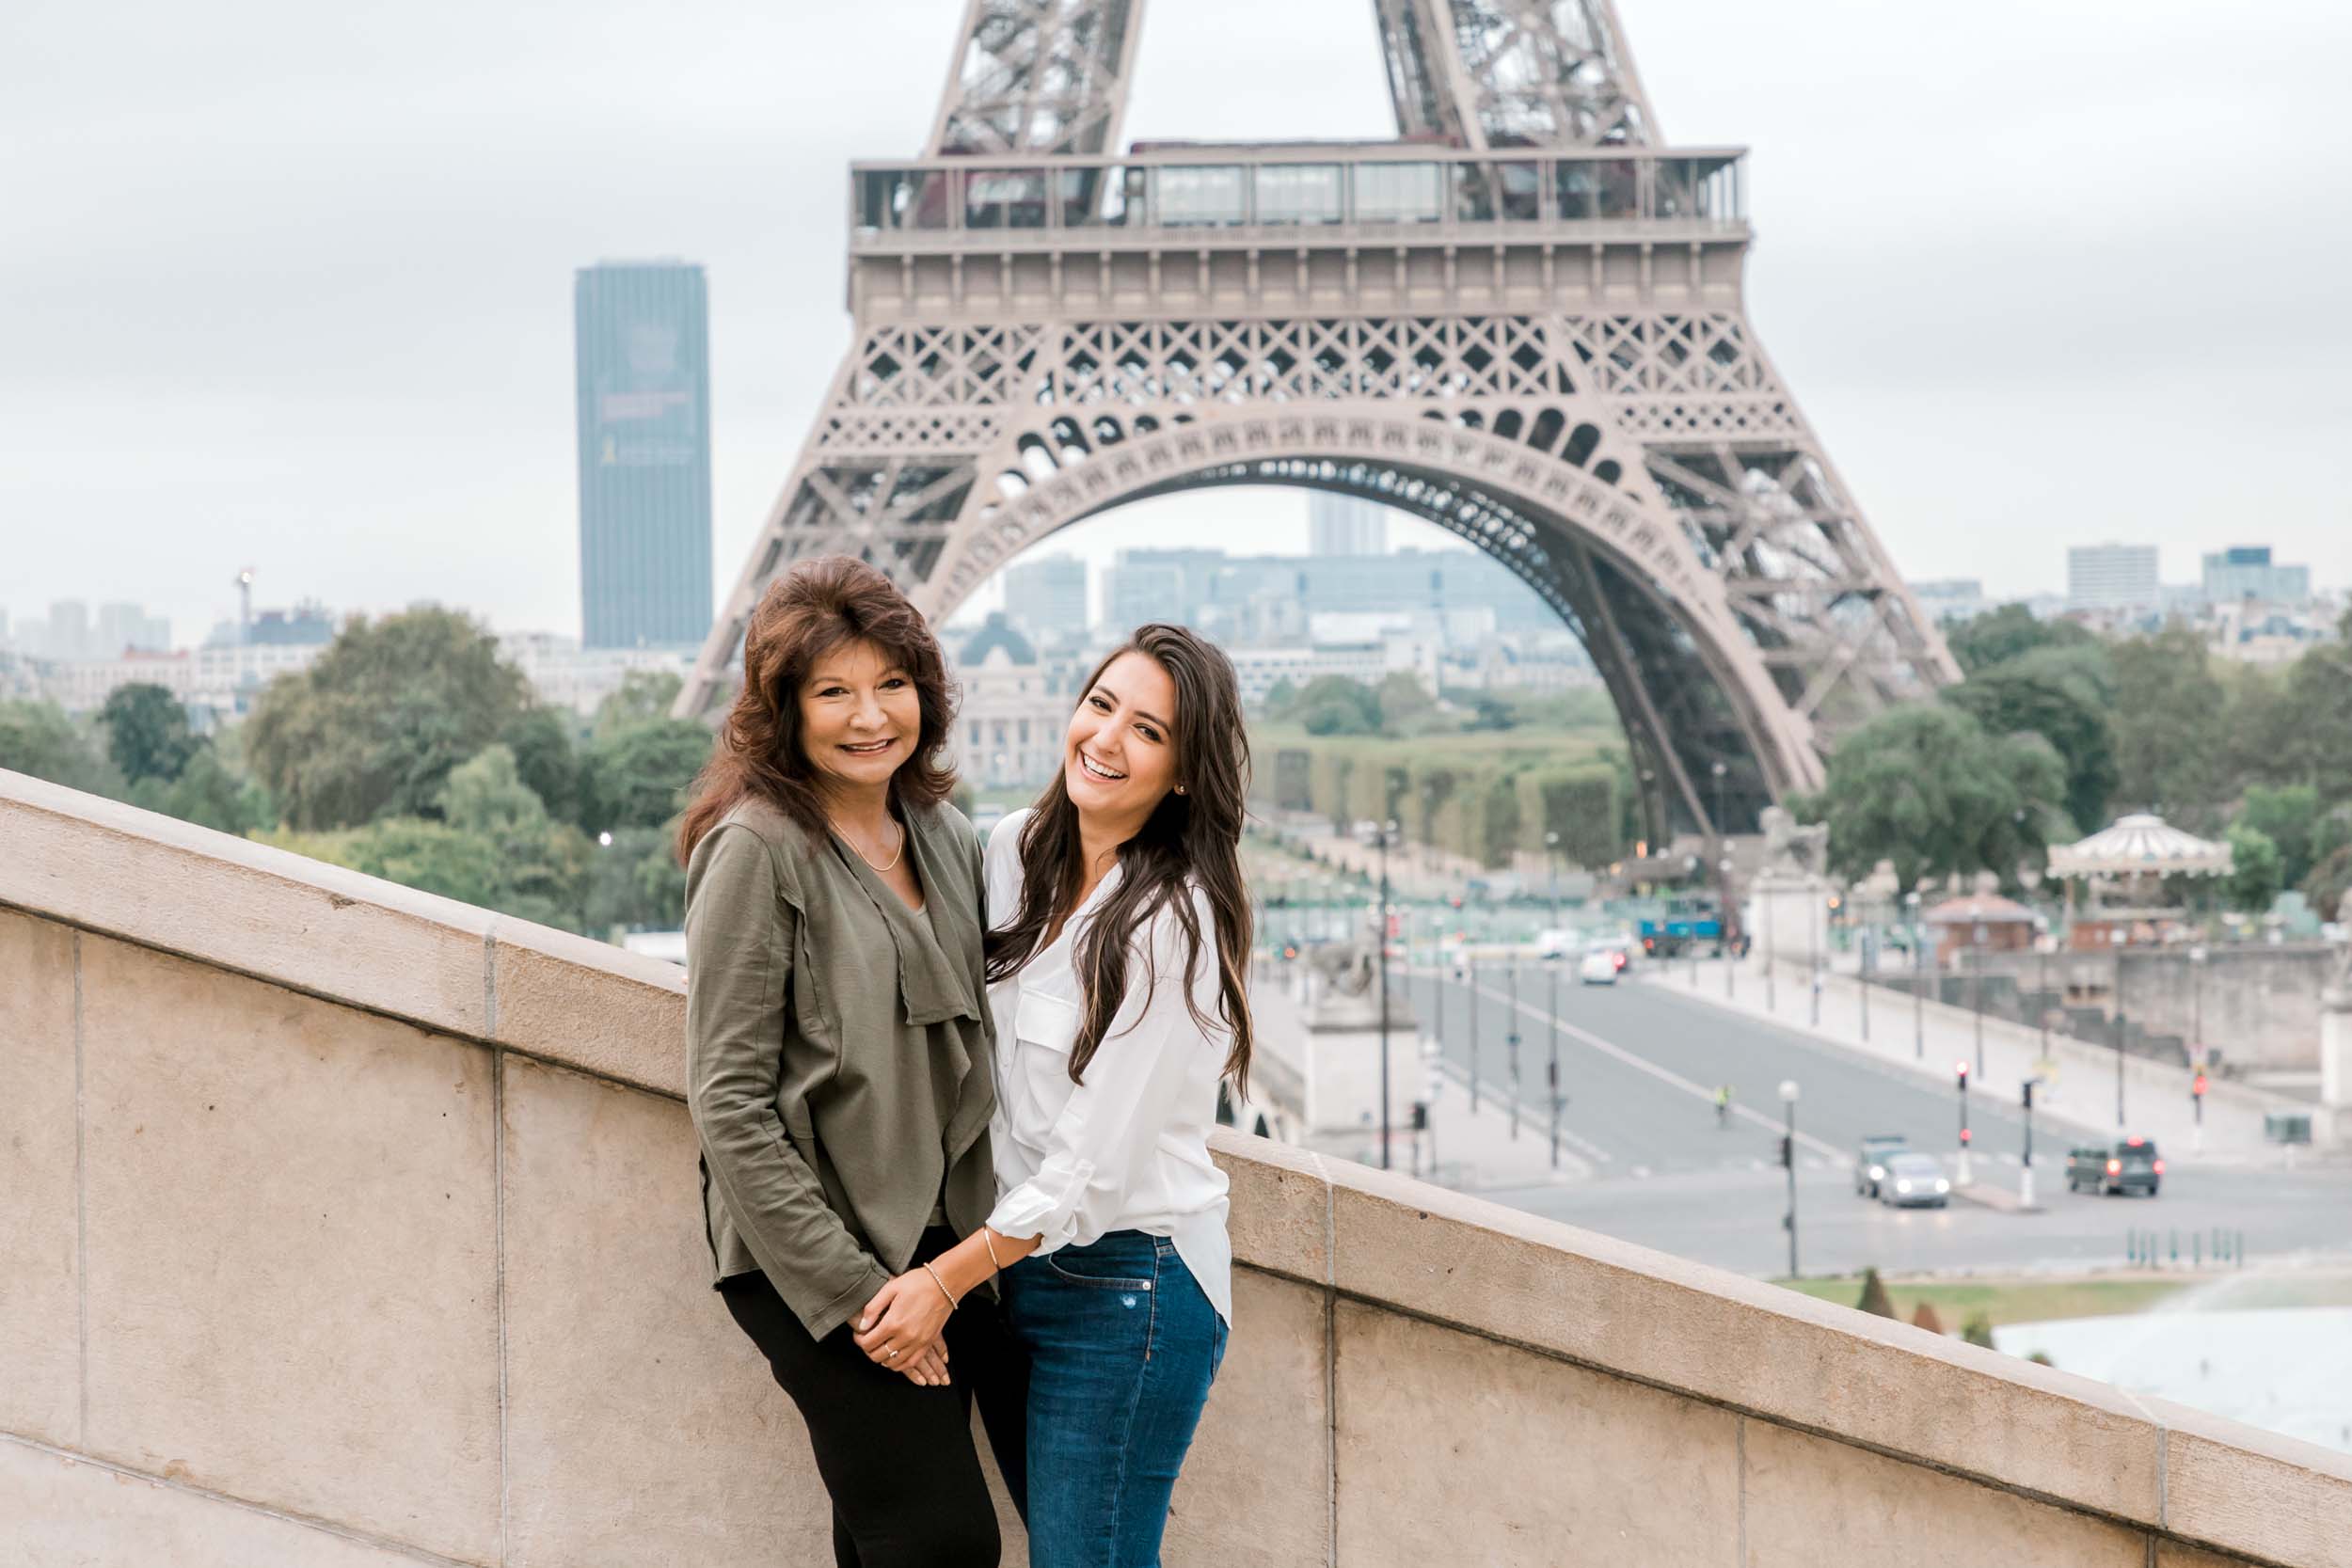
[1960,1125,1972,1145]
[1779,1135,1792,1169]
[2192,1072,2208,1099]
[2021,1080,2035,1112]
[1954,1062,1969,1090]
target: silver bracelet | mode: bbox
[922,1260,961,1310]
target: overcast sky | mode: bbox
[4,0,2347,646]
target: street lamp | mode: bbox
[2112,926,2129,1128]
[1376,818,1399,1170]
[1721,858,1737,998]
[1545,830,1562,933]
[1906,891,1924,1060]
[1779,1079,1801,1277]
[2189,944,2207,1065]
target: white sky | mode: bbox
[4,0,2348,645]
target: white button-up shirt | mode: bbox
[981,808,1233,1324]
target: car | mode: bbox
[1534,927,1582,961]
[1578,947,1619,986]
[1853,1134,1908,1198]
[2067,1136,2163,1196]
[1877,1151,1951,1208]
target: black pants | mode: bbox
[720,1228,1029,1568]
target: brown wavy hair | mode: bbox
[675,556,958,860]
[983,625,1253,1098]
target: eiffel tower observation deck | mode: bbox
[681,0,1963,844]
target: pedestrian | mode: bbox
[898,623,1252,1568]
[680,556,1025,1568]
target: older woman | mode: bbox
[680,556,1024,1568]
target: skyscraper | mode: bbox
[1308,493,1388,557]
[575,261,714,649]
[2066,544,2159,612]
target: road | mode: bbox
[1404,960,2352,1278]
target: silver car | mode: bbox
[1878,1151,1951,1209]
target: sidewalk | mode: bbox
[1649,954,2334,1167]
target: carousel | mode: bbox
[2045,813,2233,948]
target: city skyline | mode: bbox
[5,0,2348,648]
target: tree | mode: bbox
[580,719,714,833]
[1465,696,1518,733]
[1854,1267,1897,1319]
[2108,629,2229,828]
[1261,676,1298,718]
[1910,1301,1945,1335]
[1944,604,2093,675]
[156,744,269,835]
[97,682,199,785]
[1942,643,2117,834]
[0,701,125,798]
[585,825,691,935]
[2221,823,2283,915]
[1806,705,2065,890]
[2302,845,2352,923]
[245,608,532,830]
[1960,1312,1996,1349]
[2276,629,2352,805]
[592,669,686,738]
[1375,671,1436,733]
[438,746,593,930]
[2238,784,2320,889]
[501,706,584,828]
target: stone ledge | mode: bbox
[5,768,2345,1566]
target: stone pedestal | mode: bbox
[1302,981,1424,1137]
[1746,873,1827,975]
[2321,984,2352,1143]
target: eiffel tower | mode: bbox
[681,0,1960,837]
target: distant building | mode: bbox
[575,261,714,650]
[2201,546,2311,607]
[1101,549,1228,632]
[45,600,91,661]
[1909,578,1987,626]
[1308,494,1388,558]
[2066,544,2159,612]
[947,614,1089,788]
[94,603,170,658]
[1002,554,1089,644]
[497,631,697,717]
[246,602,336,646]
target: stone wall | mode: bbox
[4,768,2347,1568]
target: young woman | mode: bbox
[679,556,1025,1568]
[882,622,1253,1567]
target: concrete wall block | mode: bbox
[0,1440,444,1568]
[1331,1300,1740,1566]
[1211,1130,1331,1286]
[1327,1164,2167,1527]
[489,927,685,1098]
[0,911,83,1448]
[1165,1268,1331,1565]
[499,1054,831,1567]
[2158,1396,2352,1568]
[0,777,494,1041]
[1740,1419,2145,1566]
[75,935,501,1564]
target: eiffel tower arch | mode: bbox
[682,0,1960,838]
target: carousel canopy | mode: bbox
[2046,814,2233,879]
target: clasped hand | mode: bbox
[852,1268,955,1387]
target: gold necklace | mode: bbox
[834,817,905,873]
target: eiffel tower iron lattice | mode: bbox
[681,0,1960,838]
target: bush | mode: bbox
[1855,1267,1897,1319]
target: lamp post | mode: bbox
[1710,759,1729,991]
[1954,1060,1973,1187]
[2112,927,2128,1129]
[1548,942,1563,1168]
[1808,891,1821,1027]
[1971,921,1987,1079]
[1907,891,1924,1060]
[1506,958,1522,1140]
[1779,1079,1801,1277]
[1721,858,1737,999]
[2189,944,2206,1066]
[1545,830,1562,933]
[1858,911,1871,1041]
[2019,1077,2037,1210]
[1377,818,1396,1171]
[1766,880,1778,1013]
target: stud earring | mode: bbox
[1175,785,1187,796]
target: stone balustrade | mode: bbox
[3,768,2345,1567]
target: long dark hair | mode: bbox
[984,625,1254,1097]
[676,556,958,861]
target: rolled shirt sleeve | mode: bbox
[685,824,892,1338]
[986,887,1221,1254]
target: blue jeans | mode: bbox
[1002,1230,1227,1568]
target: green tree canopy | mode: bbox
[581,718,714,833]
[1295,675,1382,736]
[97,682,200,785]
[2238,784,2320,889]
[500,706,584,829]
[0,701,125,798]
[1944,604,2094,675]
[1941,643,2117,834]
[245,608,532,830]
[2303,845,2352,924]
[437,745,592,930]
[593,669,686,738]
[2221,822,2283,915]
[1804,704,2065,891]
[2276,626,2352,804]
[2107,628,2228,828]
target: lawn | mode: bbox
[1777,1268,2352,1327]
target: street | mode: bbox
[1401,960,2352,1278]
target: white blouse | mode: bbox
[981,808,1234,1324]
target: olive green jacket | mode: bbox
[683,795,997,1340]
